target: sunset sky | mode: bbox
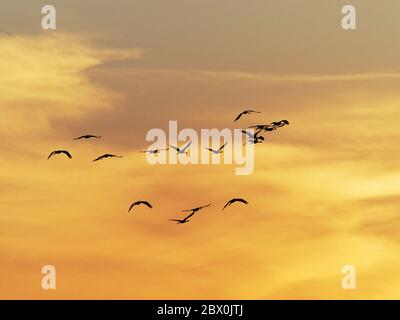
[2,0,400,299]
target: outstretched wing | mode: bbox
[221,201,232,211]
[200,203,211,209]
[75,134,101,140]
[62,151,72,159]
[232,198,248,205]
[234,112,244,122]
[183,211,196,220]
[128,203,136,212]
[242,130,255,139]
[249,124,265,129]
[92,155,103,162]
[254,129,263,137]
[263,126,274,132]
[169,145,180,152]
[140,201,153,208]
[219,142,228,151]
[181,140,192,152]
[47,151,55,160]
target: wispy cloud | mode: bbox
[0,33,142,137]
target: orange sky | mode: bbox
[1,1,400,299]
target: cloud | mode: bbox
[0,33,142,137]
[2,33,400,299]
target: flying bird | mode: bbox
[271,120,290,128]
[248,124,275,132]
[266,120,290,130]
[169,140,192,155]
[234,109,261,122]
[222,198,248,211]
[139,148,169,154]
[47,150,72,160]
[74,134,102,140]
[242,129,264,144]
[169,211,196,224]
[128,201,153,213]
[182,203,211,214]
[169,203,211,224]
[249,120,289,132]
[205,142,227,154]
[92,154,123,162]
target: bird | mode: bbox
[242,129,264,144]
[271,120,290,129]
[128,201,153,212]
[249,120,289,132]
[169,140,192,155]
[248,124,275,132]
[234,109,261,122]
[205,142,227,154]
[169,204,211,225]
[169,211,196,224]
[92,154,123,162]
[222,198,248,211]
[47,150,72,160]
[182,203,211,214]
[139,148,169,154]
[73,134,101,140]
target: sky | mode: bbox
[1,0,400,299]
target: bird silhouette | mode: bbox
[257,120,290,131]
[169,211,196,224]
[182,203,211,214]
[205,142,227,154]
[234,109,261,122]
[139,148,169,154]
[222,198,248,211]
[248,124,275,132]
[92,154,123,162]
[47,150,72,160]
[74,135,101,140]
[169,140,192,155]
[270,120,290,129]
[249,120,289,132]
[128,201,153,212]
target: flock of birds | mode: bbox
[47,109,289,225]
[127,199,248,224]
